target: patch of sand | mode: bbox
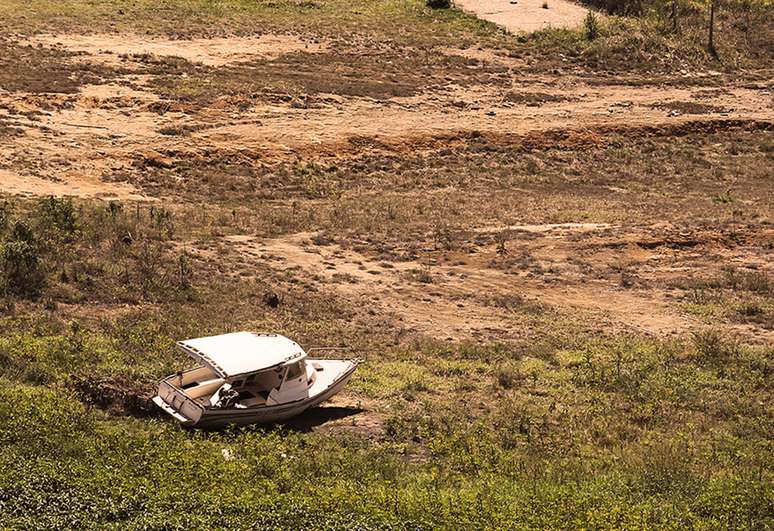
[25,33,328,67]
[0,169,146,200]
[454,0,590,33]
[224,230,701,342]
[473,223,613,235]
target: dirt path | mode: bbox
[454,0,590,33]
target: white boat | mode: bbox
[152,332,359,428]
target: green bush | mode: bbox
[585,11,600,40]
[495,362,524,389]
[0,383,92,455]
[581,0,646,15]
[692,329,737,364]
[1,221,44,297]
[35,196,78,239]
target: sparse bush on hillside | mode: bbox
[692,328,738,364]
[585,0,774,64]
[535,0,773,70]
[0,201,193,304]
[427,0,452,8]
[1,221,44,297]
[35,196,78,238]
[495,362,524,388]
[585,11,601,40]
[723,268,771,294]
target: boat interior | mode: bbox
[167,360,317,409]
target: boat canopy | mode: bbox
[176,332,306,379]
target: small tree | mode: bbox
[177,252,193,290]
[427,0,451,8]
[1,221,45,297]
[0,202,9,236]
[707,0,718,57]
[670,0,680,33]
[36,196,78,236]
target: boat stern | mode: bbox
[152,378,205,426]
[152,395,196,425]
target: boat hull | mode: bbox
[154,359,358,429]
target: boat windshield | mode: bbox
[284,361,304,381]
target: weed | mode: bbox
[495,362,524,389]
[177,252,193,289]
[495,231,509,255]
[406,265,434,284]
[685,287,722,304]
[711,188,736,203]
[432,222,455,251]
[723,268,771,294]
[584,11,600,41]
[737,302,763,317]
[1,222,44,297]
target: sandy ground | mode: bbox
[1,34,770,201]
[221,227,774,344]
[225,230,693,340]
[0,168,145,200]
[25,33,327,67]
[453,0,590,33]
[1,80,768,199]
[1,32,772,347]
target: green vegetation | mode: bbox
[0,189,771,527]
[584,11,600,41]
[519,0,773,70]
[0,198,187,304]
[1,0,771,73]
[0,0,501,43]
[1,322,772,527]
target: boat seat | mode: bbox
[238,390,269,407]
[185,378,226,400]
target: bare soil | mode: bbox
[25,33,328,67]
[222,223,774,343]
[2,33,770,200]
[454,0,590,34]
[1,31,772,351]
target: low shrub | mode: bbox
[692,329,738,365]
[585,11,601,40]
[1,221,44,297]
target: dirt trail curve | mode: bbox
[453,0,590,33]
